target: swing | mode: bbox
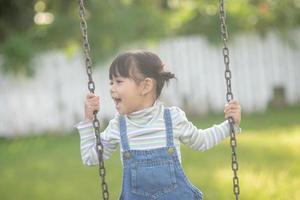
[77,0,240,199]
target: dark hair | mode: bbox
[109,50,176,98]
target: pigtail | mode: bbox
[159,71,176,83]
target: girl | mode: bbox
[75,50,242,200]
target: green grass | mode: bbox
[1,106,300,200]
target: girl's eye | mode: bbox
[109,80,123,85]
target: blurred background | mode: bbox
[0,0,299,199]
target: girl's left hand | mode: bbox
[224,100,241,126]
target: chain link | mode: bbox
[78,0,109,199]
[219,0,240,199]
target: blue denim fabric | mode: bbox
[119,108,203,200]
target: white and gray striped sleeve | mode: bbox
[171,106,241,152]
[75,117,120,166]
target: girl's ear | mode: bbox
[141,78,154,96]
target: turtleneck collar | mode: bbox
[125,101,162,127]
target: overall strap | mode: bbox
[164,108,174,147]
[119,115,130,151]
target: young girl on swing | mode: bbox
[75,50,242,200]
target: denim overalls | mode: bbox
[119,108,203,200]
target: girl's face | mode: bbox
[110,75,146,115]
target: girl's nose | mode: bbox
[110,84,116,93]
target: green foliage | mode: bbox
[0,0,300,75]
[2,33,35,76]
[0,105,300,199]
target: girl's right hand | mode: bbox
[84,92,100,122]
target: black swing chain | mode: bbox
[78,0,109,199]
[219,0,240,199]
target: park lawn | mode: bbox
[0,106,299,200]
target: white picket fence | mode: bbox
[0,29,299,137]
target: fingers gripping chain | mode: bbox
[219,0,240,199]
[78,0,109,199]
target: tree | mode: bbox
[0,0,299,76]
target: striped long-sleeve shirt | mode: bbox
[75,101,241,166]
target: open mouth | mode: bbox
[112,97,122,106]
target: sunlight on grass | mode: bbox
[210,125,300,200]
[242,170,299,199]
[239,125,300,153]
[214,168,300,200]
[278,126,300,153]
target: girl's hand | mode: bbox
[84,92,100,122]
[224,100,241,126]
